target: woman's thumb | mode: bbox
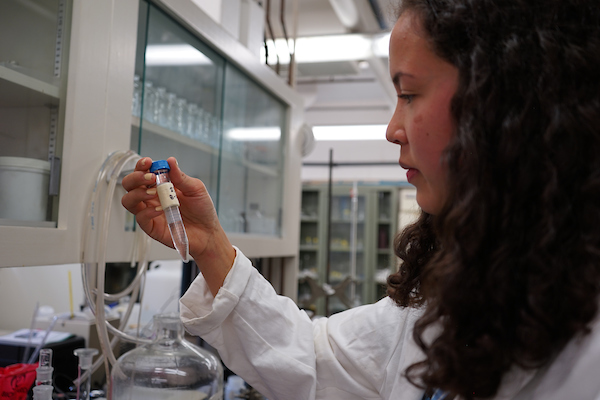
[167,157,205,195]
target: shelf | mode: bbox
[0,65,60,107]
[132,116,280,177]
[0,219,56,228]
[330,219,365,224]
[330,246,364,252]
[133,116,215,152]
[299,245,319,251]
[329,275,365,284]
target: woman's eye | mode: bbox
[398,94,414,104]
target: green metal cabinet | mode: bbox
[299,184,400,316]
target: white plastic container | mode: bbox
[0,156,50,221]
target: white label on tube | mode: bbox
[157,182,180,209]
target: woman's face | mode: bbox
[386,11,459,215]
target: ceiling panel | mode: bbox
[265,0,397,128]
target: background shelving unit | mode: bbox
[298,183,401,316]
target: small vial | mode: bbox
[32,385,53,400]
[150,160,189,261]
[34,348,54,400]
[36,348,53,386]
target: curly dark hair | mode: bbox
[386,0,600,398]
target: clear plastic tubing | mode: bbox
[150,160,189,261]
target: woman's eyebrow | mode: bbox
[392,71,416,85]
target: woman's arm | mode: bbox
[121,156,235,295]
[180,248,425,400]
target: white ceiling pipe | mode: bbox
[328,0,360,30]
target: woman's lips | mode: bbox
[399,162,418,183]
[406,168,418,182]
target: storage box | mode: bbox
[0,157,50,221]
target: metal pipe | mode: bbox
[264,0,280,74]
[325,149,333,315]
[349,181,358,305]
[303,161,400,167]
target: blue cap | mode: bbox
[150,159,170,172]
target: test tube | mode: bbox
[33,349,53,400]
[36,348,53,386]
[150,160,189,261]
[74,348,98,400]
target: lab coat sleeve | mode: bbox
[179,247,422,400]
[180,247,318,400]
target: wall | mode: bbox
[301,139,408,184]
[0,264,84,331]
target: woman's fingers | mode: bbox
[136,156,153,172]
[122,170,155,194]
[121,185,159,214]
[121,157,159,215]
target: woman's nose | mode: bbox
[386,105,407,145]
[386,123,407,145]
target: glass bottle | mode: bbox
[174,98,188,135]
[154,86,167,126]
[143,81,158,124]
[132,75,142,117]
[111,313,223,400]
[186,103,199,139]
[161,92,177,130]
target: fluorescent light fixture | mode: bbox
[372,33,391,58]
[145,44,212,66]
[312,125,388,141]
[262,39,294,65]
[226,127,282,141]
[296,35,372,63]
[261,32,391,65]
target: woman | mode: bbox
[121,0,600,398]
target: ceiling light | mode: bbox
[312,125,388,141]
[226,127,281,141]
[145,44,212,66]
[371,33,391,58]
[261,32,390,65]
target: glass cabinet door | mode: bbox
[131,1,288,238]
[328,192,366,314]
[374,190,397,301]
[132,1,224,195]
[298,190,325,312]
[0,0,71,226]
[219,64,286,236]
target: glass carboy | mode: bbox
[111,313,223,399]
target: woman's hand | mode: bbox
[121,156,235,295]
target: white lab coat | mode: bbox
[180,247,600,400]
